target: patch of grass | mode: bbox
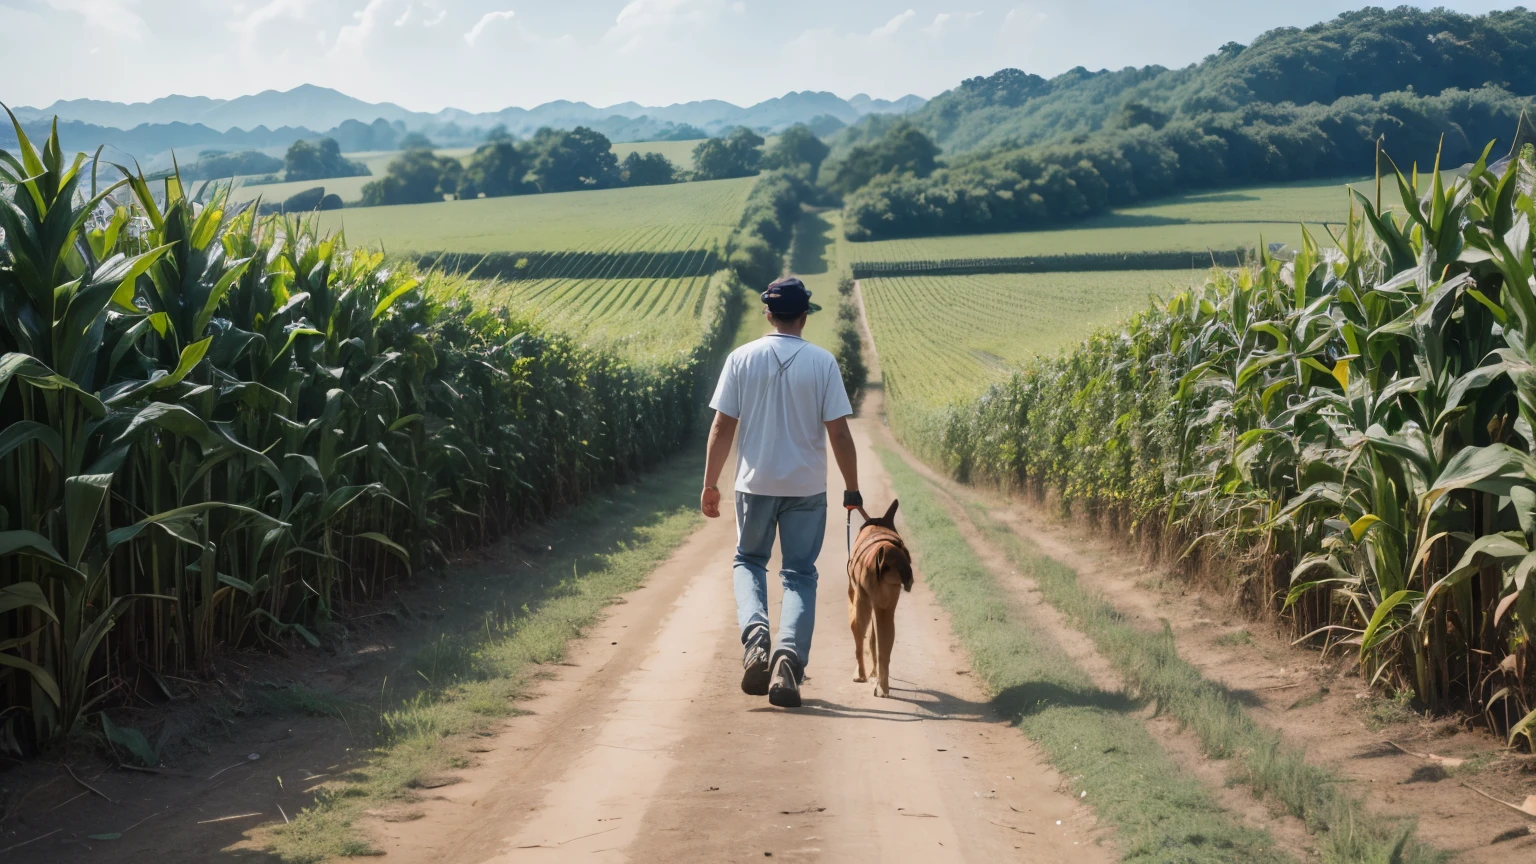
[1217,629,1255,647]
[861,270,1202,414]
[947,486,1443,864]
[1449,751,1499,776]
[261,451,705,862]
[877,447,1285,864]
[1361,690,1421,730]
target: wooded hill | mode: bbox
[832,7,1536,240]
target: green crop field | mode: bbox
[466,271,728,360]
[611,139,705,170]
[319,176,756,254]
[840,177,1373,268]
[862,270,1202,410]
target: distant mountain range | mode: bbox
[10,84,924,143]
[1,84,923,172]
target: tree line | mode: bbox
[360,123,832,207]
[835,85,1536,240]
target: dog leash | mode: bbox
[846,505,871,557]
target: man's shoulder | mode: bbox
[727,336,837,367]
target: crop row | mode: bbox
[851,250,1248,278]
[906,146,1536,744]
[862,270,1199,414]
[423,245,723,282]
[0,123,744,750]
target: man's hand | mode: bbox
[702,411,737,519]
[843,489,864,512]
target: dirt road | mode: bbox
[369,407,1105,862]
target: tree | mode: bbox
[761,124,830,181]
[619,151,678,186]
[692,127,765,180]
[285,137,369,182]
[360,149,462,206]
[181,150,283,181]
[459,141,533,198]
[1116,102,1169,130]
[485,124,513,142]
[825,121,939,195]
[398,131,434,150]
[526,126,620,192]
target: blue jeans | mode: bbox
[733,491,826,670]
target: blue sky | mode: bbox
[0,1,1518,111]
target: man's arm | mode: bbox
[825,417,859,506]
[701,411,738,518]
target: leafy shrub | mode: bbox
[181,149,283,181]
[725,170,808,288]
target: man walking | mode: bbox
[701,277,861,708]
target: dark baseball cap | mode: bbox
[761,277,822,316]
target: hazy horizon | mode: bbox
[0,0,1520,113]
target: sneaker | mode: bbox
[741,624,771,696]
[768,651,802,708]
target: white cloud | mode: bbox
[924,11,982,35]
[1003,5,1048,33]
[332,0,396,54]
[229,0,314,37]
[464,9,515,46]
[869,8,915,39]
[422,4,446,27]
[604,0,729,54]
[48,0,147,39]
[393,3,411,26]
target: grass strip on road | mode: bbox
[952,496,1443,864]
[876,448,1287,864]
[260,450,706,862]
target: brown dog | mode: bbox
[847,500,913,697]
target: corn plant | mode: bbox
[0,116,741,752]
[918,138,1536,745]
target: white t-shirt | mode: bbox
[710,334,853,498]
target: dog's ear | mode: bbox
[882,499,899,524]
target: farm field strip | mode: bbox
[467,273,719,360]
[322,175,756,254]
[861,270,1201,410]
[837,178,1386,269]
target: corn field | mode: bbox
[0,118,740,753]
[925,141,1536,745]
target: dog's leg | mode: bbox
[873,605,896,697]
[849,585,871,682]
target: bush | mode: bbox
[693,128,765,181]
[833,274,868,406]
[361,149,463,206]
[279,186,343,212]
[285,137,369,182]
[620,151,679,186]
[725,170,808,288]
[181,149,283,181]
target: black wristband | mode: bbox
[843,490,863,508]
